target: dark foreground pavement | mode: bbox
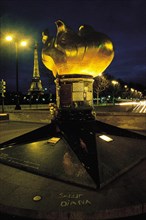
[0,121,146,220]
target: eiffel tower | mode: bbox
[28,42,44,96]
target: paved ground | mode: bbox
[0,121,146,220]
[0,121,46,144]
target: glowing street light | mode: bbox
[5,35,27,110]
[20,41,27,47]
[112,80,118,86]
[5,36,13,41]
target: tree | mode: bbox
[93,73,109,105]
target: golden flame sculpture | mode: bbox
[42,20,114,111]
[42,20,114,78]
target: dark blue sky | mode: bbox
[0,0,146,93]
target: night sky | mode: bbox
[0,0,146,94]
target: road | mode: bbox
[0,121,46,144]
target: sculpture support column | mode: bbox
[55,74,94,110]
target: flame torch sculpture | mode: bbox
[42,20,114,120]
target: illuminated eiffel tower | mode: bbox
[28,42,44,96]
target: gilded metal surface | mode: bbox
[42,20,114,78]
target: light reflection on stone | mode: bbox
[63,152,86,177]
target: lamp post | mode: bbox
[130,88,134,100]
[111,80,118,105]
[124,85,128,99]
[5,36,27,110]
[15,41,21,110]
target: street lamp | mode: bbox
[111,80,118,105]
[5,35,27,110]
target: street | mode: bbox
[0,121,46,144]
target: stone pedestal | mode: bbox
[55,74,94,109]
[55,74,95,120]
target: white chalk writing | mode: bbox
[59,193,91,207]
